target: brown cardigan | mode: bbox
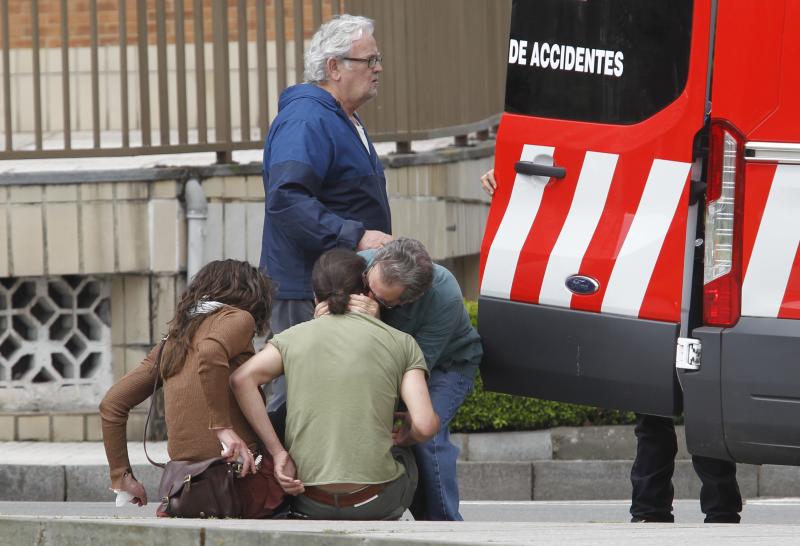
[99,307,264,489]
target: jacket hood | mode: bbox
[278,83,340,113]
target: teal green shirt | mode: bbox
[361,250,483,379]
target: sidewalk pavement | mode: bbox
[2,426,800,502]
[4,516,800,546]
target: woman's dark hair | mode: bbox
[161,260,273,379]
[311,248,367,315]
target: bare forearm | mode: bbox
[400,368,440,444]
[410,413,440,444]
[232,376,285,457]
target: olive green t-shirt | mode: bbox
[270,312,427,486]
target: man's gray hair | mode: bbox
[372,238,434,303]
[304,14,374,83]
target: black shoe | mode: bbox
[704,516,741,524]
[631,516,674,523]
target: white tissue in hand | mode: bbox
[114,489,134,507]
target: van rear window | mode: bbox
[505,0,693,125]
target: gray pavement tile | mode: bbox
[550,426,691,460]
[0,441,168,465]
[458,461,533,501]
[533,460,633,501]
[758,465,800,498]
[64,464,163,503]
[551,426,637,460]
[1,518,199,546]
[4,517,800,546]
[734,464,759,499]
[0,465,64,502]
[465,431,552,462]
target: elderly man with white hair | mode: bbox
[260,14,393,412]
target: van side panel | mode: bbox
[682,0,800,464]
[480,295,682,415]
[680,327,731,461]
[719,318,800,465]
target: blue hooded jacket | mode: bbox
[260,83,392,299]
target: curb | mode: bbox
[3,427,800,502]
[1,517,473,546]
[5,514,800,546]
[3,459,796,503]
[451,425,691,462]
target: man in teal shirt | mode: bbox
[358,238,482,521]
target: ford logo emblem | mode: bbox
[565,275,600,295]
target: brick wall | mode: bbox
[4,0,331,49]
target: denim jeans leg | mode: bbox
[412,368,474,521]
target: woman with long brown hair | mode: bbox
[99,259,284,518]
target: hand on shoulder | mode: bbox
[357,230,393,251]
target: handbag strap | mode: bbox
[143,338,168,469]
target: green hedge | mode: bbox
[450,301,635,433]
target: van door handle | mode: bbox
[515,161,566,179]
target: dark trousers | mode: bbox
[630,414,742,523]
[265,299,314,412]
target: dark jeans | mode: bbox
[409,368,474,521]
[630,414,742,523]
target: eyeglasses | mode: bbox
[341,54,383,69]
[362,264,398,309]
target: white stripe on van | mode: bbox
[480,145,555,299]
[601,159,690,317]
[538,151,618,307]
[742,164,800,317]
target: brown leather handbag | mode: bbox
[154,457,241,518]
[144,340,243,519]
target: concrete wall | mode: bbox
[200,150,493,266]
[0,180,185,277]
[0,144,492,439]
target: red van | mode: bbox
[479,0,800,465]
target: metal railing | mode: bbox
[347,0,508,148]
[0,0,507,161]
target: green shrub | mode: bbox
[450,301,635,433]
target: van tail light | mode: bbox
[703,121,745,327]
